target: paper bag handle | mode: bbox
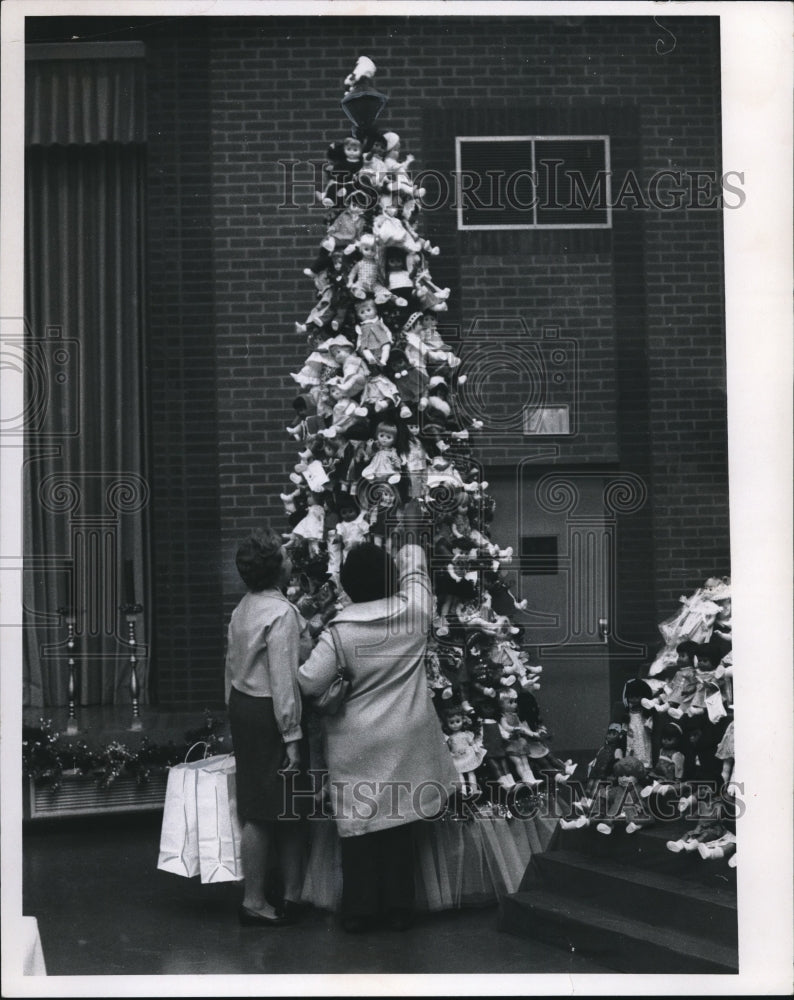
[184,741,210,763]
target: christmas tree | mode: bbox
[280,57,573,812]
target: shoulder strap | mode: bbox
[326,623,349,681]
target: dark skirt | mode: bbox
[228,687,286,822]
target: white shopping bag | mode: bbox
[196,753,243,884]
[157,753,214,878]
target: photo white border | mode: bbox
[2,2,792,996]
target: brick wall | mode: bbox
[207,13,728,653]
[457,255,617,464]
[98,12,729,709]
[145,24,225,708]
[26,14,728,715]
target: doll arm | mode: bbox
[337,359,369,397]
[498,717,514,741]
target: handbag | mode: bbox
[311,626,351,716]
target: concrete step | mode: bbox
[498,886,739,974]
[528,849,737,947]
[553,820,738,886]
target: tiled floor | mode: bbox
[22,810,611,978]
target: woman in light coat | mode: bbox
[298,541,458,932]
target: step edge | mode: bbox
[502,890,740,966]
[536,850,738,908]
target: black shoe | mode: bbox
[238,905,288,927]
[387,909,414,932]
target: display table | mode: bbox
[300,812,558,912]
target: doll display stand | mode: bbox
[299,813,558,912]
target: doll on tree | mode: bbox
[442,706,485,799]
[280,58,569,829]
[361,420,403,485]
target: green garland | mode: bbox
[22,712,227,792]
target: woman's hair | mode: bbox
[235,527,284,591]
[340,542,397,603]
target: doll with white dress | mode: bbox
[290,341,338,391]
[443,707,485,798]
[381,132,426,201]
[361,421,403,485]
[284,500,325,558]
[326,496,372,581]
[372,193,436,255]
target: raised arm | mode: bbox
[395,542,432,632]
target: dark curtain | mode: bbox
[26,46,147,146]
[24,47,150,707]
